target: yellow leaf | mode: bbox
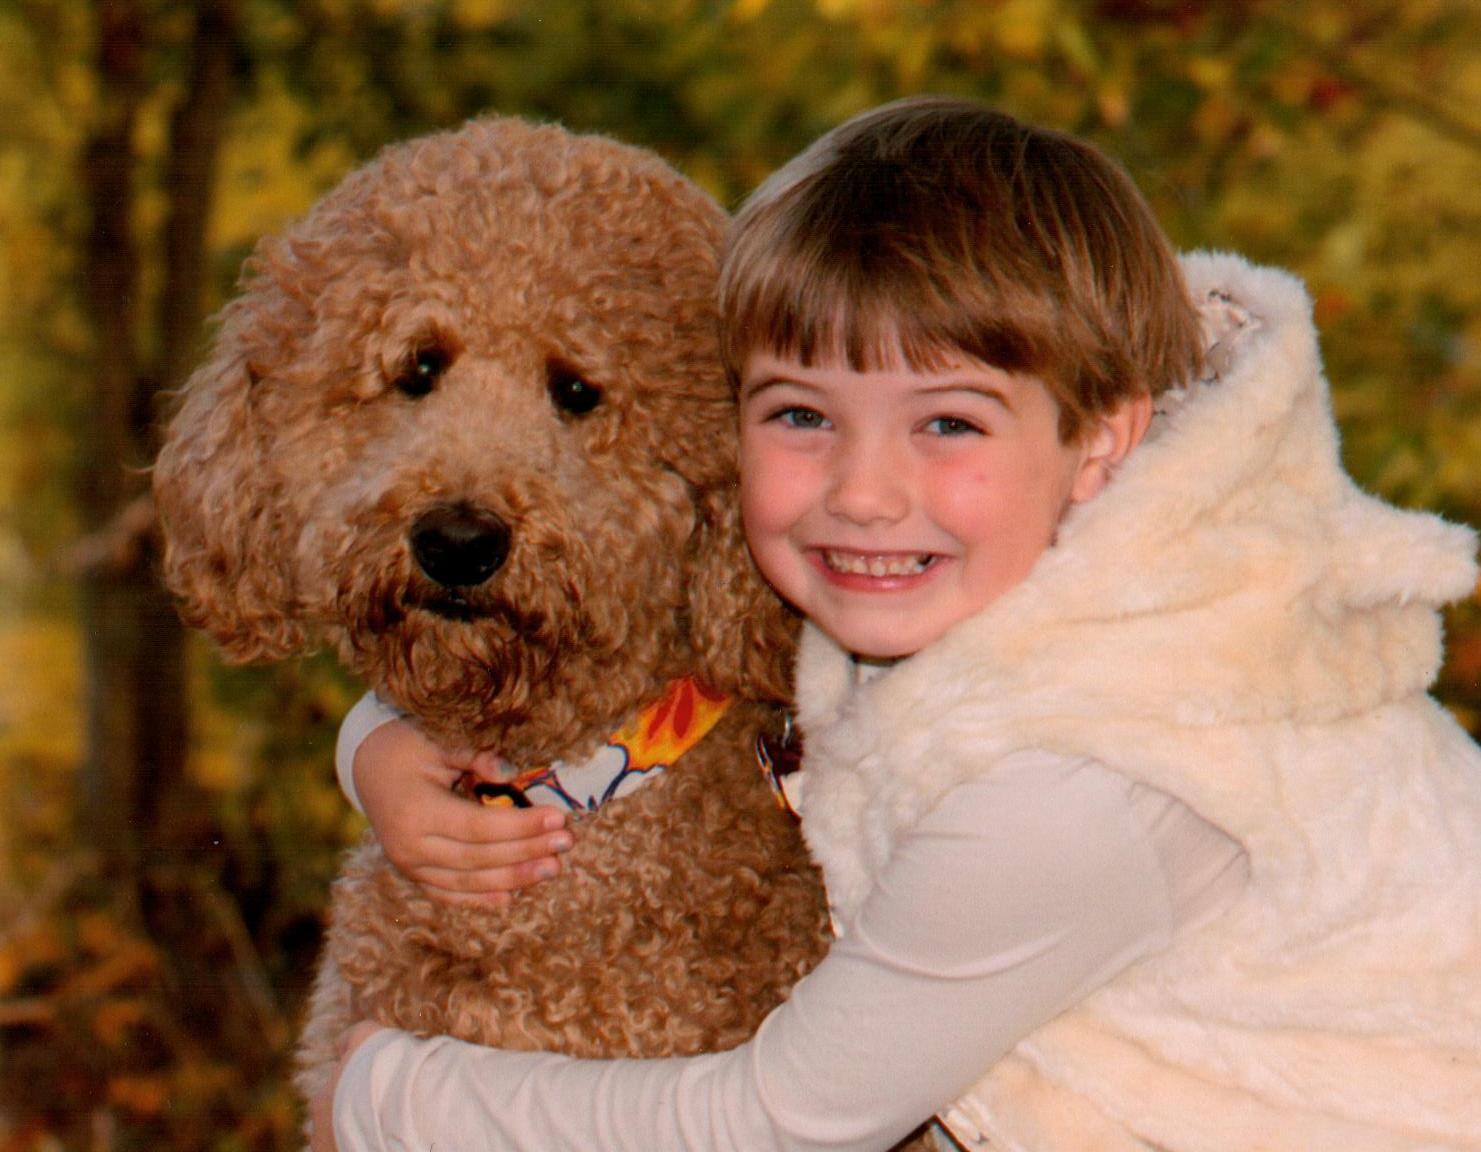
[1187,56,1233,92]
[994,0,1051,61]
[451,0,509,28]
[1096,84,1128,129]
[730,0,772,20]
[1054,20,1100,77]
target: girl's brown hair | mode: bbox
[719,96,1203,439]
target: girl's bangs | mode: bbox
[728,246,1048,380]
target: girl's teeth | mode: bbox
[826,552,929,576]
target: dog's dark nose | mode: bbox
[410,504,511,588]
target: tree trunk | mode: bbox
[78,0,237,883]
[78,0,150,881]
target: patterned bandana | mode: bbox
[468,678,731,812]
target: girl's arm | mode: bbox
[335,692,404,814]
[336,692,573,905]
[332,753,1245,1151]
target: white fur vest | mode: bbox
[795,253,1481,1150]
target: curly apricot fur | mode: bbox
[154,117,843,1138]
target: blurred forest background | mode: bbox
[0,0,1478,1148]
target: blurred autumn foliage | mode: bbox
[1,0,1478,1148]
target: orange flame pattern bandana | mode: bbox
[470,678,731,812]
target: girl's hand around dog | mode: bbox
[354,719,573,906]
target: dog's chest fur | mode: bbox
[306,700,830,1063]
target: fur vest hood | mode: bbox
[796,252,1481,1149]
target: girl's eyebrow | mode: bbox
[739,375,821,401]
[918,381,1015,411]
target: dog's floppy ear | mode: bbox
[152,295,309,663]
[687,484,799,704]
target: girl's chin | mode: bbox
[814,613,946,663]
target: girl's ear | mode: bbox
[1070,391,1152,505]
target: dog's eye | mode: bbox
[392,342,455,398]
[547,362,602,416]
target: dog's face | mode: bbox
[154,119,792,756]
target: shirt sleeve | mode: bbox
[333,755,1207,1152]
[335,691,405,814]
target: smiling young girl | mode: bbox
[317,98,1481,1151]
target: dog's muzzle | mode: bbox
[410,503,511,588]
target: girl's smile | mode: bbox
[815,548,938,582]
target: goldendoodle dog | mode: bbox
[152,117,832,1114]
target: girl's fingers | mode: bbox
[412,855,564,898]
[439,800,568,846]
[421,829,573,872]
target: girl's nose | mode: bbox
[823,438,910,525]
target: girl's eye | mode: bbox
[923,415,983,437]
[392,342,456,398]
[775,406,829,430]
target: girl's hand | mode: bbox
[354,719,573,906]
[308,1021,385,1152]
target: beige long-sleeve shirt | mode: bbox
[333,747,1245,1151]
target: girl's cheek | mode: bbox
[927,458,994,516]
[739,457,786,539]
